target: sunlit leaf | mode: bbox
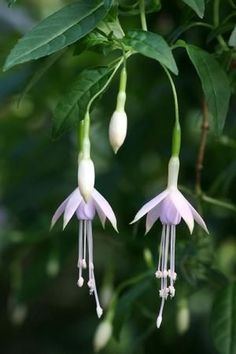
[3,0,110,71]
[123,30,178,75]
[211,282,236,354]
[181,0,205,18]
[229,26,236,47]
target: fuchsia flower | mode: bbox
[51,187,118,318]
[131,156,208,328]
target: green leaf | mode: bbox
[7,0,16,6]
[113,279,151,340]
[181,0,205,18]
[97,7,124,39]
[186,45,231,135]
[104,0,113,9]
[53,66,113,137]
[229,26,236,47]
[3,0,110,71]
[211,282,236,354]
[207,24,235,44]
[123,30,178,75]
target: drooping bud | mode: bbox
[109,110,127,154]
[109,66,127,154]
[93,320,112,352]
[78,158,95,202]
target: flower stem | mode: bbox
[116,65,127,111]
[80,111,91,159]
[139,0,147,31]
[161,65,181,157]
[195,99,209,195]
[213,0,229,50]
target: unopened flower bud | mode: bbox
[93,320,112,352]
[177,299,190,334]
[78,158,95,202]
[109,110,127,153]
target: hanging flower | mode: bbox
[51,187,118,318]
[131,156,208,328]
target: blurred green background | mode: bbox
[0,0,236,353]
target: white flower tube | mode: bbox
[109,110,127,154]
[78,158,95,202]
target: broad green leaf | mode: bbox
[3,0,110,71]
[186,45,231,135]
[123,30,178,75]
[53,66,112,137]
[211,282,236,354]
[229,26,236,47]
[182,0,205,18]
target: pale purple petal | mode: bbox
[188,203,209,233]
[159,197,181,225]
[76,199,96,220]
[171,191,194,233]
[131,190,169,224]
[50,196,70,230]
[145,204,161,234]
[63,188,82,229]
[92,189,118,232]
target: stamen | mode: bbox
[156,224,177,328]
[83,220,87,268]
[87,220,103,318]
[157,227,165,273]
[77,221,84,287]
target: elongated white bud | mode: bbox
[109,110,127,154]
[93,321,112,352]
[78,158,95,202]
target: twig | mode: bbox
[195,99,209,195]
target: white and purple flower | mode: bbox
[131,156,208,328]
[51,187,118,318]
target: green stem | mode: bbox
[119,65,127,93]
[170,22,213,45]
[87,57,124,113]
[161,65,181,157]
[80,111,91,159]
[139,0,147,31]
[202,194,236,213]
[213,0,229,50]
[116,65,127,111]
